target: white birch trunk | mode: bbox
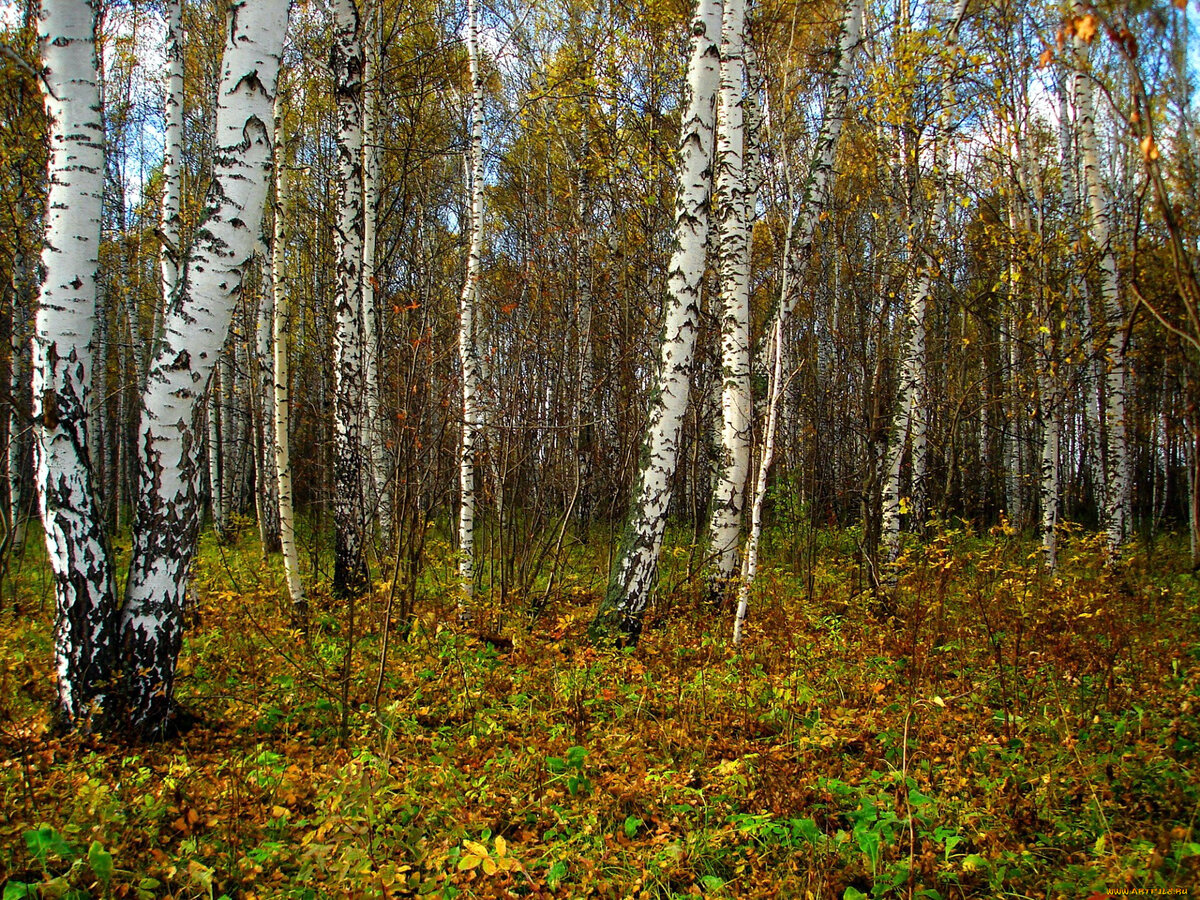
[120,0,289,733]
[361,0,390,544]
[591,0,721,643]
[458,0,486,604]
[705,0,752,600]
[255,280,280,554]
[331,0,368,602]
[272,97,306,617]
[159,0,184,307]
[33,0,118,727]
[207,370,224,534]
[1073,12,1131,554]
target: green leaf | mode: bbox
[547,860,568,889]
[545,756,565,774]
[700,875,725,891]
[88,841,114,884]
[790,817,822,845]
[4,883,37,900]
[844,889,868,900]
[623,815,644,838]
[25,826,75,864]
[565,746,587,769]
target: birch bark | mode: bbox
[705,0,751,602]
[120,0,289,733]
[33,0,118,727]
[458,0,486,604]
[331,0,369,602]
[160,0,184,307]
[272,95,306,618]
[1073,10,1131,554]
[591,0,721,643]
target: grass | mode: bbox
[1,519,1199,898]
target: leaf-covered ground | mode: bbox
[2,523,1199,898]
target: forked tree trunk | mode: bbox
[591,0,721,644]
[1073,7,1130,555]
[705,0,752,602]
[119,0,290,735]
[33,0,119,727]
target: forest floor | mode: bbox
[1,521,1199,899]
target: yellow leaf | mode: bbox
[494,835,507,858]
[1077,14,1097,43]
[932,695,945,708]
[482,857,499,876]
[271,805,289,819]
[459,854,482,870]
[463,840,490,858]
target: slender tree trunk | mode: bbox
[591,0,721,644]
[10,252,32,554]
[120,0,289,734]
[160,0,183,308]
[255,280,280,554]
[458,0,486,606]
[705,0,751,602]
[331,0,369,603]
[1073,10,1131,554]
[882,0,966,560]
[730,0,861,629]
[361,0,390,545]
[32,0,118,727]
[272,93,307,619]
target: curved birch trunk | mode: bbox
[705,0,751,602]
[120,0,289,734]
[33,0,118,727]
[458,0,486,605]
[272,95,306,619]
[1073,13,1130,555]
[331,0,369,603]
[591,0,721,644]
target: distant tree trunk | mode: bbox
[10,251,33,554]
[159,0,183,308]
[591,0,721,644]
[331,0,369,603]
[1073,9,1130,554]
[882,0,967,561]
[119,0,289,735]
[32,0,119,728]
[208,365,225,536]
[458,0,486,606]
[705,0,752,603]
[255,281,281,555]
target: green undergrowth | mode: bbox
[1,522,1199,898]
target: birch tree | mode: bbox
[1072,7,1130,555]
[704,0,752,603]
[33,0,119,726]
[591,0,721,643]
[119,0,290,732]
[330,0,369,602]
[733,0,863,642]
[881,0,970,563]
[159,0,184,308]
[272,91,306,619]
[458,0,485,604]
